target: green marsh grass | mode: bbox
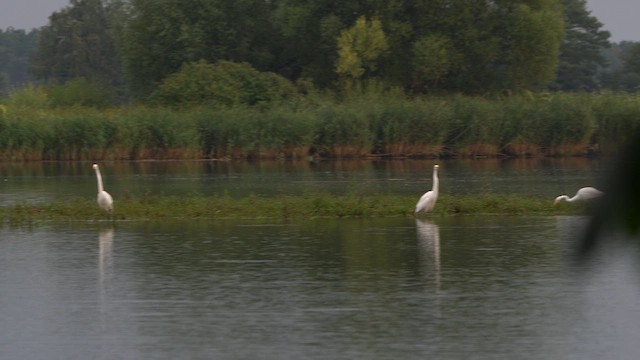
[591,92,640,152]
[0,193,587,225]
[1,92,639,160]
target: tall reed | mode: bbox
[591,92,640,153]
[1,92,640,160]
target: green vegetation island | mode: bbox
[0,193,588,225]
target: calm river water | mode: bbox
[0,157,607,204]
[1,159,639,359]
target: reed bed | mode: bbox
[1,92,639,161]
[0,193,585,225]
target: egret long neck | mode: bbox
[95,169,104,192]
[432,169,439,192]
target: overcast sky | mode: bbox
[0,0,638,43]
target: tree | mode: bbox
[26,0,573,99]
[335,16,389,82]
[501,1,565,91]
[29,0,123,88]
[598,41,640,92]
[553,0,610,91]
[411,34,454,91]
[0,27,39,89]
[622,42,640,75]
[118,0,276,98]
[395,0,565,94]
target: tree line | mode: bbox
[1,0,640,106]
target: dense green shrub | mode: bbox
[3,84,50,108]
[149,60,299,108]
[46,77,115,108]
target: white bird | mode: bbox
[93,163,113,213]
[415,164,439,213]
[553,186,603,206]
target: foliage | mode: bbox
[590,92,640,149]
[598,42,640,92]
[553,0,611,91]
[1,92,640,161]
[622,43,640,74]
[119,0,275,98]
[2,84,50,108]
[335,16,389,81]
[0,27,39,89]
[113,0,570,97]
[1,0,619,96]
[46,77,115,108]
[29,0,122,87]
[411,34,454,90]
[149,60,298,108]
[502,1,565,91]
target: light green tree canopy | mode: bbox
[336,16,389,81]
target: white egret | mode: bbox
[553,186,603,206]
[93,163,113,213]
[415,164,439,214]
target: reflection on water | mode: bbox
[415,219,440,289]
[98,228,114,300]
[99,227,114,277]
[1,217,640,359]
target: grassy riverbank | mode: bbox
[1,91,640,161]
[0,193,588,225]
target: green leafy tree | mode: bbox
[118,0,276,98]
[272,0,364,88]
[29,0,122,87]
[390,0,564,93]
[501,1,565,91]
[599,42,640,91]
[71,0,571,97]
[553,0,610,91]
[336,16,389,82]
[0,27,40,88]
[411,34,455,91]
[622,42,640,75]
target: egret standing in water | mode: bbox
[415,165,439,214]
[553,186,603,206]
[93,163,113,213]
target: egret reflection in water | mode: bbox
[98,227,115,336]
[98,227,114,303]
[99,227,114,274]
[415,219,441,289]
